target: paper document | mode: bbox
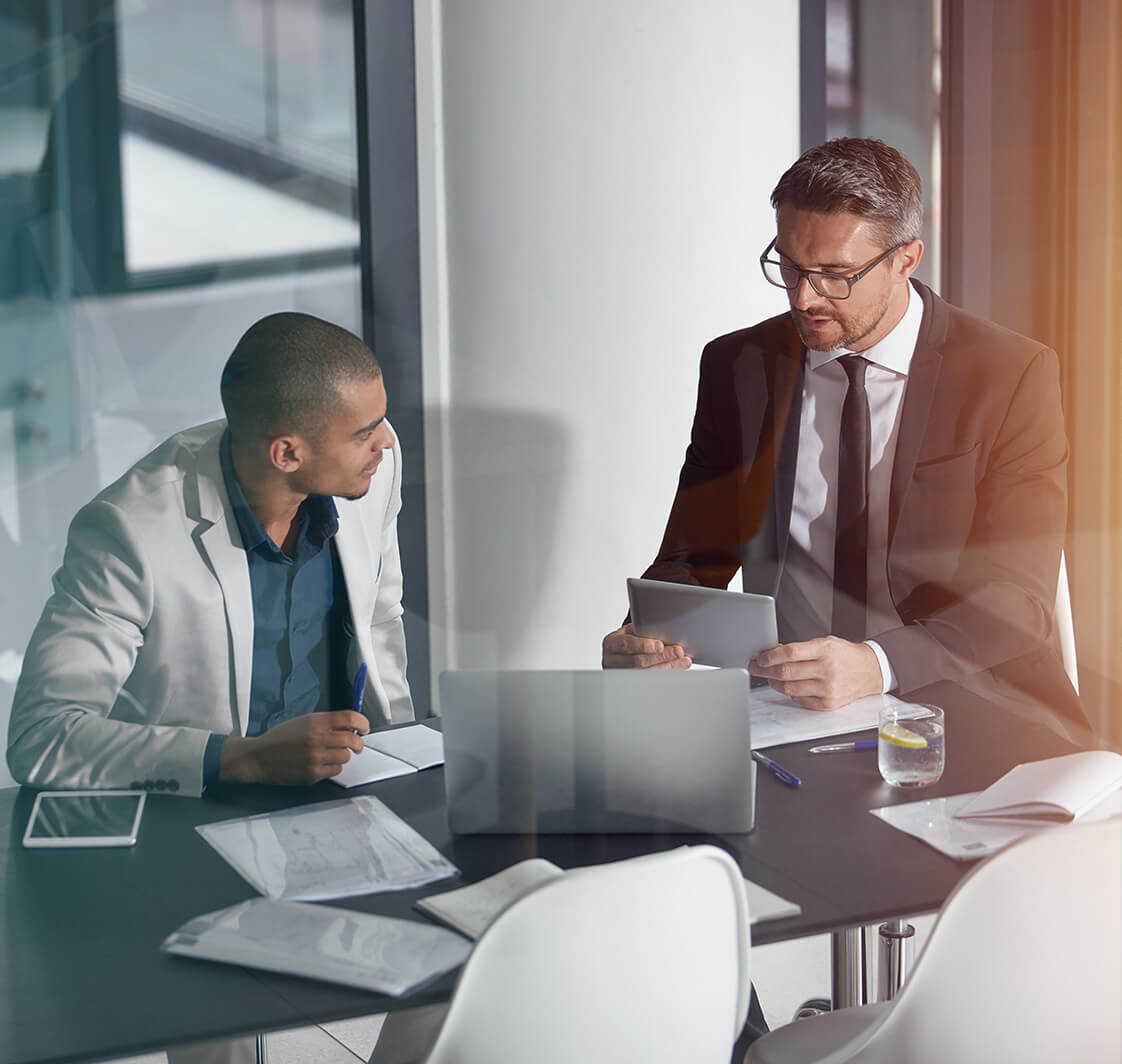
[870,787,1122,861]
[416,856,803,939]
[751,685,900,749]
[163,899,471,996]
[954,750,1122,822]
[744,878,802,923]
[417,858,564,939]
[196,796,458,900]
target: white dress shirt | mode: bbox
[776,281,924,692]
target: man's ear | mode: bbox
[267,434,304,473]
[897,238,924,281]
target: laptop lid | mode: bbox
[440,669,756,835]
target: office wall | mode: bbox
[415,0,799,694]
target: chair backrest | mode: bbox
[1056,550,1079,693]
[849,818,1122,1064]
[423,845,752,1064]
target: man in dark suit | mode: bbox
[603,137,1086,737]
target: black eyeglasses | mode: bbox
[759,238,907,300]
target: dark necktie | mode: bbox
[833,355,870,641]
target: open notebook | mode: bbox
[954,750,1122,822]
[415,856,801,940]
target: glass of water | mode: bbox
[878,702,945,788]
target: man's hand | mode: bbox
[749,637,882,710]
[219,711,370,785]
[602,623,692,669]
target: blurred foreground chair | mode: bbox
[747,817,1122,1064]
[415,845,751,1064]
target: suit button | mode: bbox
[144,779,154,790]
[155,779,167,790]
[168,780,179,792]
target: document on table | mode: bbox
[196,796,459,900]
[163,898,471,996]
[870,786,1122,861]
[751,685,896,749]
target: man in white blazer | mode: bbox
[8,312,413,797]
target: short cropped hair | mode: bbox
[220,312,381,445]
[770,137,923,249]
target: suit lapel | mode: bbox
[889,283,945,543]
[188,428,253,736]
[771,336,804,576]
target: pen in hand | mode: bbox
[351,663,368,733]
[752,750,802,788]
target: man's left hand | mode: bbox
[749,637,883,710]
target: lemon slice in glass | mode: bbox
[878,723,928,748]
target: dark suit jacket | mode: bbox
[643,282,1088,734]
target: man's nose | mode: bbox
[791,275,818,310]
[374,424,396,451]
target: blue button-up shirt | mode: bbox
[203,432,351,784]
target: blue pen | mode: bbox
[752,750,802,788]
[808,740,878,754]
[352,662,368,717]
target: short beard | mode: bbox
[794,287,893,351]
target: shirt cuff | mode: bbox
[864,640,897,694]
[203,733,227,789]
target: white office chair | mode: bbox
[416,845,751,1064]
[746,817,1122,1064]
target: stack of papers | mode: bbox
[415,856,801,939]
[196,795,458,900]
[332,724,446,788]
[162,899,471,996]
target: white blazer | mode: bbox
[7,420,414,797]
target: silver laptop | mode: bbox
[440,669,756,835]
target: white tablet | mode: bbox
[22,790,147,848]
[627,577,779,668]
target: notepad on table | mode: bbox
[953,750,1122,823]
[415,856,801,939]
[331,725,446,788]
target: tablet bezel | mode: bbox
[627,577,779,669]
[22,790,147,849]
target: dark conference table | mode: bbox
[0,682,1081,1064]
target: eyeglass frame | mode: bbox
[759,237,910,301]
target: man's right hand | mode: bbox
[218,711,370,785]
[601,623,692,669]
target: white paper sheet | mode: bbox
[163,898,471,996]
[751,685,899,749]
[196,796,459,900]
[870,787,1122,861]
[365,725,445,769]
[331,746,417,788]
[744,878,802,923]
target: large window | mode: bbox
[0,0,372,785]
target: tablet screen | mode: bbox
[26,792,145,844]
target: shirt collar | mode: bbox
[219,430,339,554]
[807,279,923,377]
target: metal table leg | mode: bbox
[876,919,915,1001]
[830,926,866,1009]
